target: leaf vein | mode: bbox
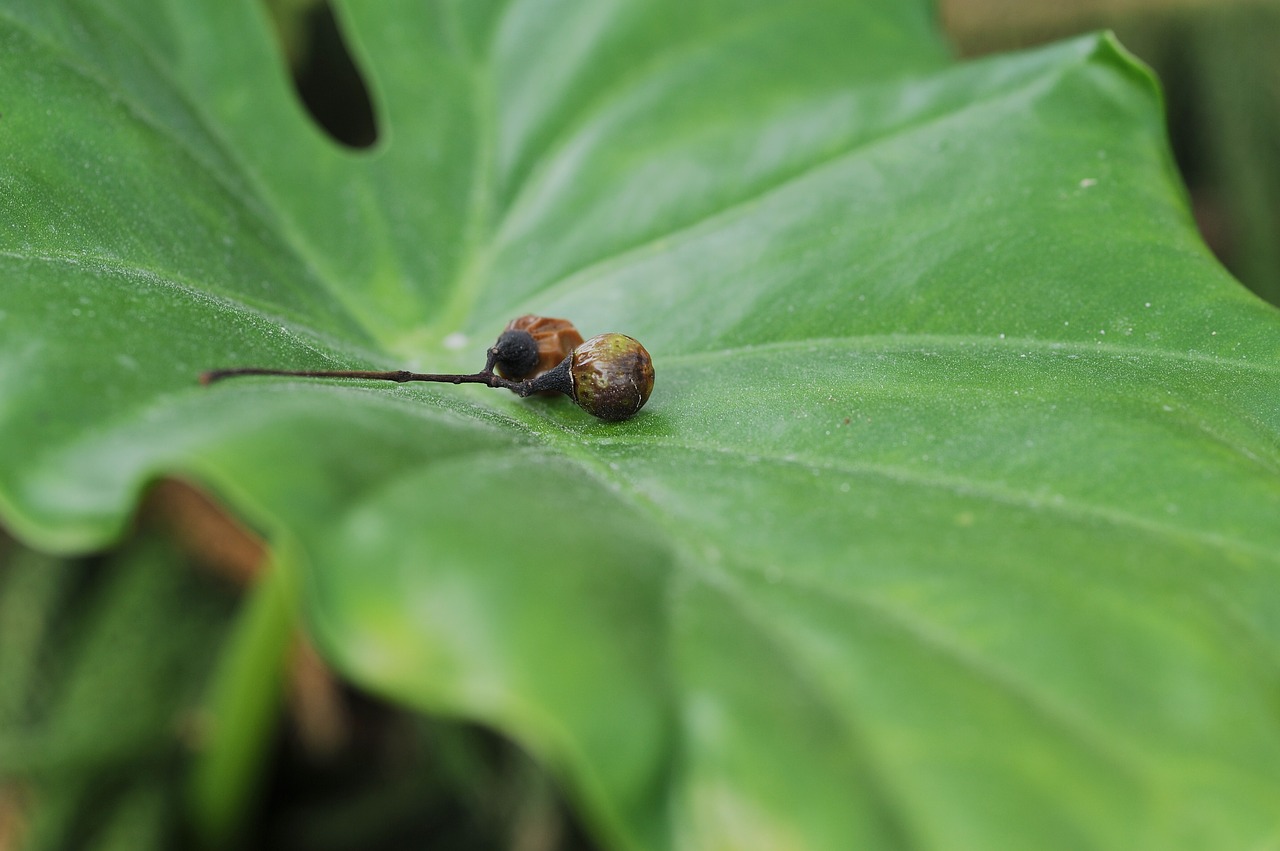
[604,441,1280,564]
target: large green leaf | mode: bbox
[2,0,1279,848]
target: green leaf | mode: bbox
[0,535,235,851]
[2,1,1279,848]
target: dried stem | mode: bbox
[199,356,573,399]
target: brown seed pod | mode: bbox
[496,315,584,379]
[201,322,654,422]
[512,333,654,420]
[566,333,655,421]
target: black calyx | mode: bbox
[515,356,573,398]
[490,329,540,379]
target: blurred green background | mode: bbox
[944,0,1280,306]
[271,0,1280,306]
[2,1,1277,849]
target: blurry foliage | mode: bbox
[0,527,593,851]
[0,535,235,851]
[945,0,1280,304]
[265,0,1280,300]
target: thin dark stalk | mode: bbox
[200,366,518,389]
[199,358,573,400]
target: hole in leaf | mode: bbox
[265,0,379,149]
